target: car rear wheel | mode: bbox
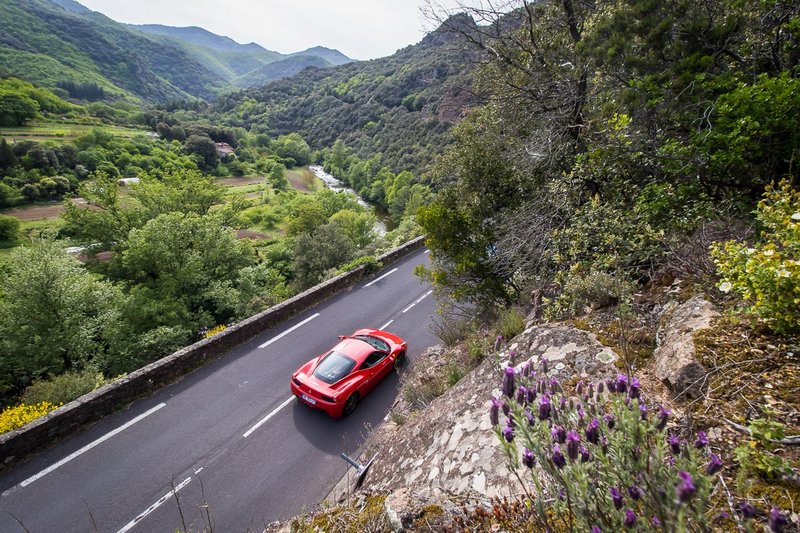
[394,350,407,369]
[342,392,359,416]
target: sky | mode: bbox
[76,0,472,60]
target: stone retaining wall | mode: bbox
[0,236,426,468]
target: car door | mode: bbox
[358,351,389,394]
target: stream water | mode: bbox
[308,165,394,234]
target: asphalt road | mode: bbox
[0,248,439,533]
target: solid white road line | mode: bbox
[116,474,194,533]
[402,290,433,313]
[379,319,393,330]
[258,313,320,349]
[243,396,295,438]
[3,403,166,496]
[363,267,398,288]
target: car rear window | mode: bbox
[313,351,357,384]
[354,335,389,352]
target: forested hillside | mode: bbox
[0,0,227,101]
[214,14,481,176]
[130,24,352,88]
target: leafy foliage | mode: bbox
[712,180,800,334]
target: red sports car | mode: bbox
[290,328,407,418]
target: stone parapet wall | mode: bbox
[0,236,426,467]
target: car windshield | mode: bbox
[313,351,357,384]
[354,335,389,352]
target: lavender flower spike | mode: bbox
[516,385,528,405]
[502,366,516,397]
[627,486,642,500]
[585,418,600,444]
[656,405,671,431]
[616,374,629,394]
[610,487,623,510]
[522,447,535,468]
[551,444,566,468]
[629,377,641,399]
[769,508,788,533]
[551,425,567,443]
[676,471,696,503]
[538,395,551,421]
[579,445,590,463]
[566,430,580,461]
[541,356,549,374]
[694,431,709,449]
[489,397,501,426]
[707,453,723,475]
[623,509,637,528]
[667,434,682,455]
[737,501,757,519]
[502,424,514,443]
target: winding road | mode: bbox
[0,248,438,532]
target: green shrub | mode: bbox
[0,214,20,242]
[21,368,111,405]
[546,267,636,320]
[338,255,381,274]
[712,180,800,334]
[495,307,526,340]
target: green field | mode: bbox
[0,121,150,143]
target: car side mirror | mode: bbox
[338,335,346,340]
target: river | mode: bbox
[308,165,394,234]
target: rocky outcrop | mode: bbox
[325,324,620,512]
[653,296,718,399]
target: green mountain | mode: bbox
[0,0,227,101]
[216,14,480,176]
[130,24,353,88]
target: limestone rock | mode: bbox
[654,296,718,399]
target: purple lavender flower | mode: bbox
[576,380,584,395]
[606,378,617,393]
[489,398,501,426]
[676,471,696,503]
[551,425,567,443]
[558,488,566,501]
[588,383,595,398]
[525,408,535,426]
[769,507,788,532]
[538,395,551,421]
[502,424,514,442]
[627,486,642,500]
[522,447,535,468]
[526,387,537,403]
[516,385,528,405]
[597,381,604,395]
[651,516,661,527]
[508,349,516,365]
[667,434,681,455]
[604,414,616,430]
[707,453,723,475]
[656,405,671,431]
[616,374,629,394]
[591,526,602,533]
[566,430,580,461]
[549,377,559,393]
[502,401,510,416]
[629,377,641,399]
[579,445,590,463]
[639,403,648,421]
[623,509,637,528]
[551,444,566,468]
[578,407,586,421]
[600,436,609,455]
[694,431,709,449]
[610,487,623,510]
[502,366,516,397]
[584,419,598,444]
[494,335,503,350]
[541,357,549,374]
[737,501,757,519]
[560,397,568,409]
[665,455,676,467]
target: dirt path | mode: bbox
[1,198,88,221]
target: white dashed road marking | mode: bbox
[116,470,199,533]
[243,396,295,438]
[363,268,398,288]
[3,403,166,496]
[258,313,320,349]
[379,319,393,330]
[402,290,433,313]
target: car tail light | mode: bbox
[320,394,336,403]
[291,377,302,387]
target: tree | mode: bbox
[329,209,377,248]
[0,92,39,126]
[292,223,356,288]
[0,138,18,170]
[0,240,122,396]
[117,212,255,327]
[185,134,219,170]
[273,133,311,167]
[285,195,328,236]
